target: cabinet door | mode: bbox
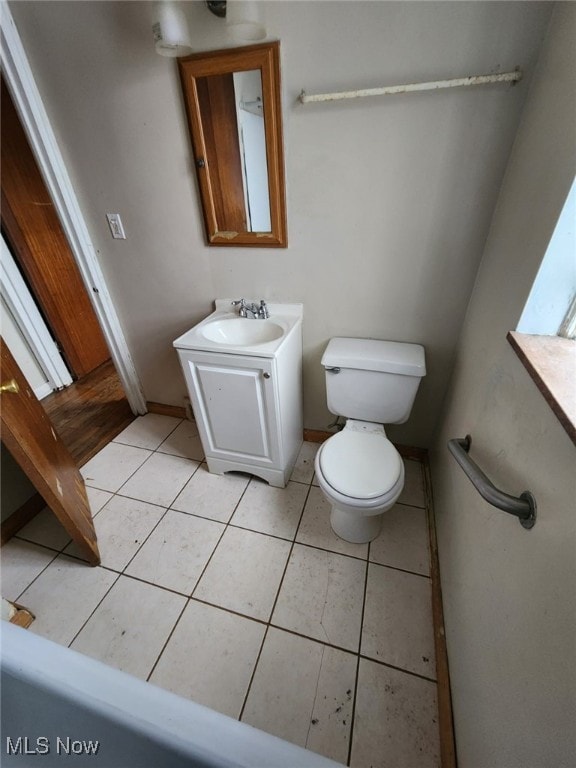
[184,353,279,466]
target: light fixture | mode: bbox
[152,1,193,58]
[206,0,267,42]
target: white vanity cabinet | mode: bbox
[174,302,303,488]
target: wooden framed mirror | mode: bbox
[179,42,287,247]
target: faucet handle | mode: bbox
[232,298,249,318]
[258,300,269,319]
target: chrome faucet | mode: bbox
[231,299,269,319]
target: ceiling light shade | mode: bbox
[226,0,266,42]
[152,1,193,57]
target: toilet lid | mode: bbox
[319,431,402,500]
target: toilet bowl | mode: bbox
[314,421,405,543]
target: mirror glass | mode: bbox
[179,43,287,247]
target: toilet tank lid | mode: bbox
[321,338,426,376]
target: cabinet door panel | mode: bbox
[196,364,270,457]
[184,354,280,467]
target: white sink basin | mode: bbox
[201,318,284,346]
[173,300,303,357]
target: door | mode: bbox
[0,338,100,565]
[1,77,110,379]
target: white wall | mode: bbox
[430,5,576,766]
[8,1,552,447]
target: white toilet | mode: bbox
[314,337,426,543]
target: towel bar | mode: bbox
[448,436,536,529]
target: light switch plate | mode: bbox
[106,213,126,239]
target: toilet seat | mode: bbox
[317,431,403,500]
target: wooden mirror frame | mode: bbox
[179,42,287,247]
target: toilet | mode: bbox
[314,337,426,543]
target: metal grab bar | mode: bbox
[448,436,537,529]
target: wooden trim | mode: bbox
[423,457,457,768]
[146,401,188,420]
[303,428,332,443]
[10,605,35,628]
[1,491,45,545]
[507,331,576,445]
[179,41,287,247]
[396,443,428,461]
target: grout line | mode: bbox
[188,477,254,602]
[395,499,427,510]
[357,654,438,685]
[368,559,431,580]
[66,570,122,648]
[114,503,172,576]
[11,545,61,603]
[238,623,271,723]
[188,596,270,628]
[154,448,204,461]
[83,444,200,503]
[238,481,313,721]
[346,540,371,766]
[146,597,190,684]
[111,415,184,453]
[13,535,70,556]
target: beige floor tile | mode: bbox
[370,504,430,576]
[272,544,366,651]
[86,487,113,516]
[157,419,204,461]
[113,414,182,450]
[230,479,308,539]
[242,627,356,764]
[290,442,319,484]
[362,563,435,678]
[0,540,57,601]
[16,490,116,554]
[118,452,199,508]
[126,510,224,594]
[350,658,439,768]
[397,459,426,508]
[194,527,291,621]
[296,487,369,559]
[16,507,71,551]
[81,443,152,492]
[64,496,166,570]
[71,575,185,679]
[150,600,265,718]
[171,464,249,523]
[18,555,118,645]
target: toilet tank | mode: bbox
[321,338,426,424]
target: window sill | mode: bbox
[507,331,576,446]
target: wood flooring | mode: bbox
[42,359,135,466]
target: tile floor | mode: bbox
[1,413,440,767]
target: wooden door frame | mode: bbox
[1,6,146,415]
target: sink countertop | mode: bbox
[173,300,303,357]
